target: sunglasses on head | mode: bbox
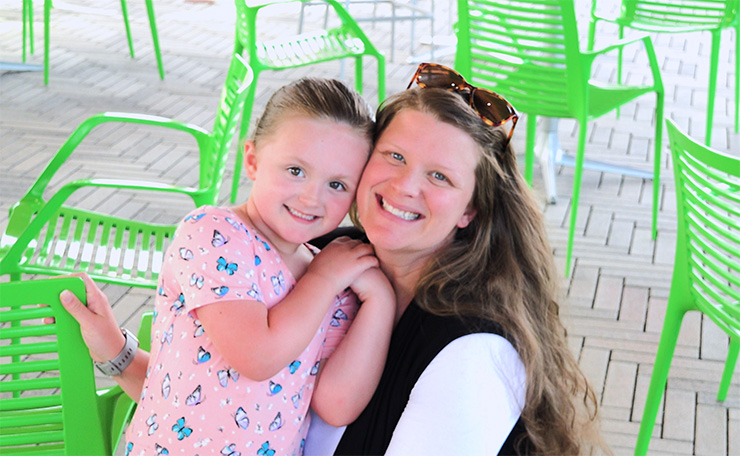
[407,63,518,144]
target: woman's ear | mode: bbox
[244,141,258,180]
[456,206,477,229]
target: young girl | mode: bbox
[76,78,395,455]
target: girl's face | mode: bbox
[244,116,370,250]
[356,109,478,260]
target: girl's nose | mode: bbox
[298,181,323,207]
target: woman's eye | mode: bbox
[329,181,347,191]
[432,172,448,182]
[288,167,304,177]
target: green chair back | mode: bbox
[455,0,664,275]
[22,0,165,84]
[635,119,740,455]
[0,277,112,455]
[0,55,254,289]
[229,0,386,203]
[588,0,739,145]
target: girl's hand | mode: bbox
[55,272,125,363]
[351,267,394,307]
[308,237,379,290]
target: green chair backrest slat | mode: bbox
[457,0,583,118]
[0,278,110,455]
[622,0,736,27]
[208,54,254,196]
[667,119,740,338]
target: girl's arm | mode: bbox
[196,237,380,382]
[311,267,395,426]
[58,272,149,400]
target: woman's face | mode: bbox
[356,109,479,260]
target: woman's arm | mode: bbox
[385,333,526,455]
[58,272,149,399]
[311,267,395,426]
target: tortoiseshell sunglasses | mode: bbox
[407,63,519,143]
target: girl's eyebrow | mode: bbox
[291,155,357,184]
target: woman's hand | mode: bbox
[55,272,125,363]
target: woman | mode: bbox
[60,63,601,455]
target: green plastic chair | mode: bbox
[635,119,740,456]
[0,277,126,455]
[588,0,739,147]
[22,0,165,85]
[0,54,254,289]
[455,0,665,275]
[229,0,386,203]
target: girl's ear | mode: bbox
[456,205,477,229]
[244,141,258,180]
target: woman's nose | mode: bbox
[390,169,420,196]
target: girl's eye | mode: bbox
[329,181,347,191]
[288,167,304,177]
[432,172,448,182]
[391,152,405,162]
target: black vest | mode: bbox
[335,301,529,456]
[310,228,529,455]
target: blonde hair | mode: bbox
[252,77,374,148]
[369,88,603,455]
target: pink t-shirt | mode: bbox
[125,206,358,456]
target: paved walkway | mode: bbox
[1,0,738,454]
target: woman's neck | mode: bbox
[376,251,429,326]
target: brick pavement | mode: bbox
[1,0,738,454]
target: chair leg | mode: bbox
[354,56,364,96]
[704,30,721,147]
[376,54,386,104]
[23,0,34,61]
[616,25,624,119]
[44,0,50,85]
[144,0,165,80]
[735,18,739,133]
[635,305,686,456]
[524,113,537,185]
[231,75,260,203]
[564,119,587,276]
[717,338,739,402]
[586,17,596,51]
[119,0,135,58]
[651,90,664,239]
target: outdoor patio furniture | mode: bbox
[22,0,165,84]
[0,277,129,455]
[229,0,386,203]
[0,54,253,288]
[454,0,664,275]
[299,0,436,62]
[588,0,739,146]
[635,119,740,455]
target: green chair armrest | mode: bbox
[23,112,212,204]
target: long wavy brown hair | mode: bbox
[370,88,604,455]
